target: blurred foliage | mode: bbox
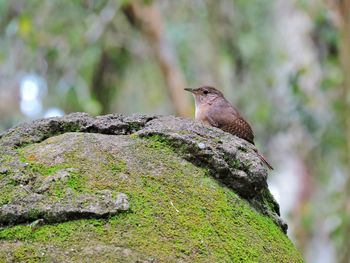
[0,0,349,262]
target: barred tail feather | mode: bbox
[256,151,273,170]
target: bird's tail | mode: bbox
[256,150,273,170]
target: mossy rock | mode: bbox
[0,113,303,262]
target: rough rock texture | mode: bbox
[0,113,304,262]
[0,191,129,225]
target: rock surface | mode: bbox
[0,113,303,262]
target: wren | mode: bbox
[185,86,273,170]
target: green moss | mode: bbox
[2,155,13,162]
[110,160,127,174]
[30,163,70,177]
[0,166,302,261]
[15,148,28,163]
[0,134,303,262]
[0,185,14,206]
[238,145,248,152]
[13,245,40,263]
[61,122,81,133]
[129,133,139,139]
[128,122,143,132]
[46,170,88,200]
[16,148,70,177]
[52,185,65,199]
[261,188,280,214]
[28,209,41,220]
[0,155,16,174]
[0,225,32,240]
[230,159,242,169]
[6,179,18,186]
[143,134,175,152]
[65,170,87,193]
[13,146,90,199]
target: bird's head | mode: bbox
[185,86,224,105]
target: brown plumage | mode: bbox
[185,86,273,170]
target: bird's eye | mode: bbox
[203,90,209,95]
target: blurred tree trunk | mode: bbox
[124,1,192,117]
[332,1,350,262]
[92,47,130,114]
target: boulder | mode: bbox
[0,113,303,262]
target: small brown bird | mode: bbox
[185,86,273,170]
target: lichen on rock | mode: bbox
[0,113,303,262]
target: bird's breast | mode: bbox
[195,105,211,125]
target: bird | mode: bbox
[185,86,273,170]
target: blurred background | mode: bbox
[0,0,349,262]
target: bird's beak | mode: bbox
[184,88,194,93]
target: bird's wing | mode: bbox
[206,115,219,127]
[208,105,255,145]
[221,116,255,144]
